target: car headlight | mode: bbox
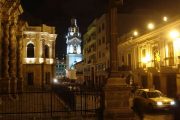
[170,101,175,105]
[157,101,163,106]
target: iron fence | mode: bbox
[0,87,104,120]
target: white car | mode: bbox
[133,89,176,111]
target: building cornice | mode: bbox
[119,18,180,47]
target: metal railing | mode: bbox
[0,87,104,120]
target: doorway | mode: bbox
[166,74,177,98]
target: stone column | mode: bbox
[0,20,10,93]
[103,1,134,119]
[0,14,2,79]
[9,20,17,93]
[17,34,24,92]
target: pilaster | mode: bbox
[0,13,2,79]
[17,33,24,92]
[103,1,134,119]
[0,20,10,93]
[9,20,17,93]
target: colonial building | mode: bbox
[22,24,57,88]
[83,19,97,86]
[83,11,166,88]
[83,14,110,88]
[74,61,84,84]
[118,16,180,97]
[55,57,66,80]
[0,0,25,93]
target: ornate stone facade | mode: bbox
[83,14,110,88]
[22,25,57,88]
[0,0,24,93]
[118,17,180,97]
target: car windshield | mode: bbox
[146,91,162,98]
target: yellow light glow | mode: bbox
[50,59,54,64]
[25,58,36,64]
[169,30,179,39]
[142,54,151,63]
[39,58,44,63]
[133,30,138,36]
[173,38,180,56]
[163,16,168,22]
[147,23,155,30]
[165,45,169,57]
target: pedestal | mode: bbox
[17,77,24,92]
[10,77,17,93]
[103,74,134,120]
[0,78,10,93]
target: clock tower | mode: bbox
[66,19,82,70]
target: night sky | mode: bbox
[20,0,108,58]
[20,0,180,58]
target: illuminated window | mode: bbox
[27,43,34,58]
[45,45,49,58]
[73,46,77,54]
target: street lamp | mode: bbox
[133,30,138,37]
[163,16,168,22]
[141,54,151,64]
[147,23,155,30]
[53,78,58,84]
[169,30,179,39]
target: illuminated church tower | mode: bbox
[66,19,82,70]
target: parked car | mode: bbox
[132,89,176,112]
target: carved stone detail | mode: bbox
[1,21,10,93]
[9,21,17,93]
[17,33,23,92]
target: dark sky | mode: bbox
[20,0,180,58]
[20,0,108,58]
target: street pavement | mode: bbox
[134,111,174,120]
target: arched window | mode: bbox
[45,45,49,58]
[27,43,34,58]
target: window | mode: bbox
[27,43,34,58]
[141,91,147,98]
[45,45,49,58]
